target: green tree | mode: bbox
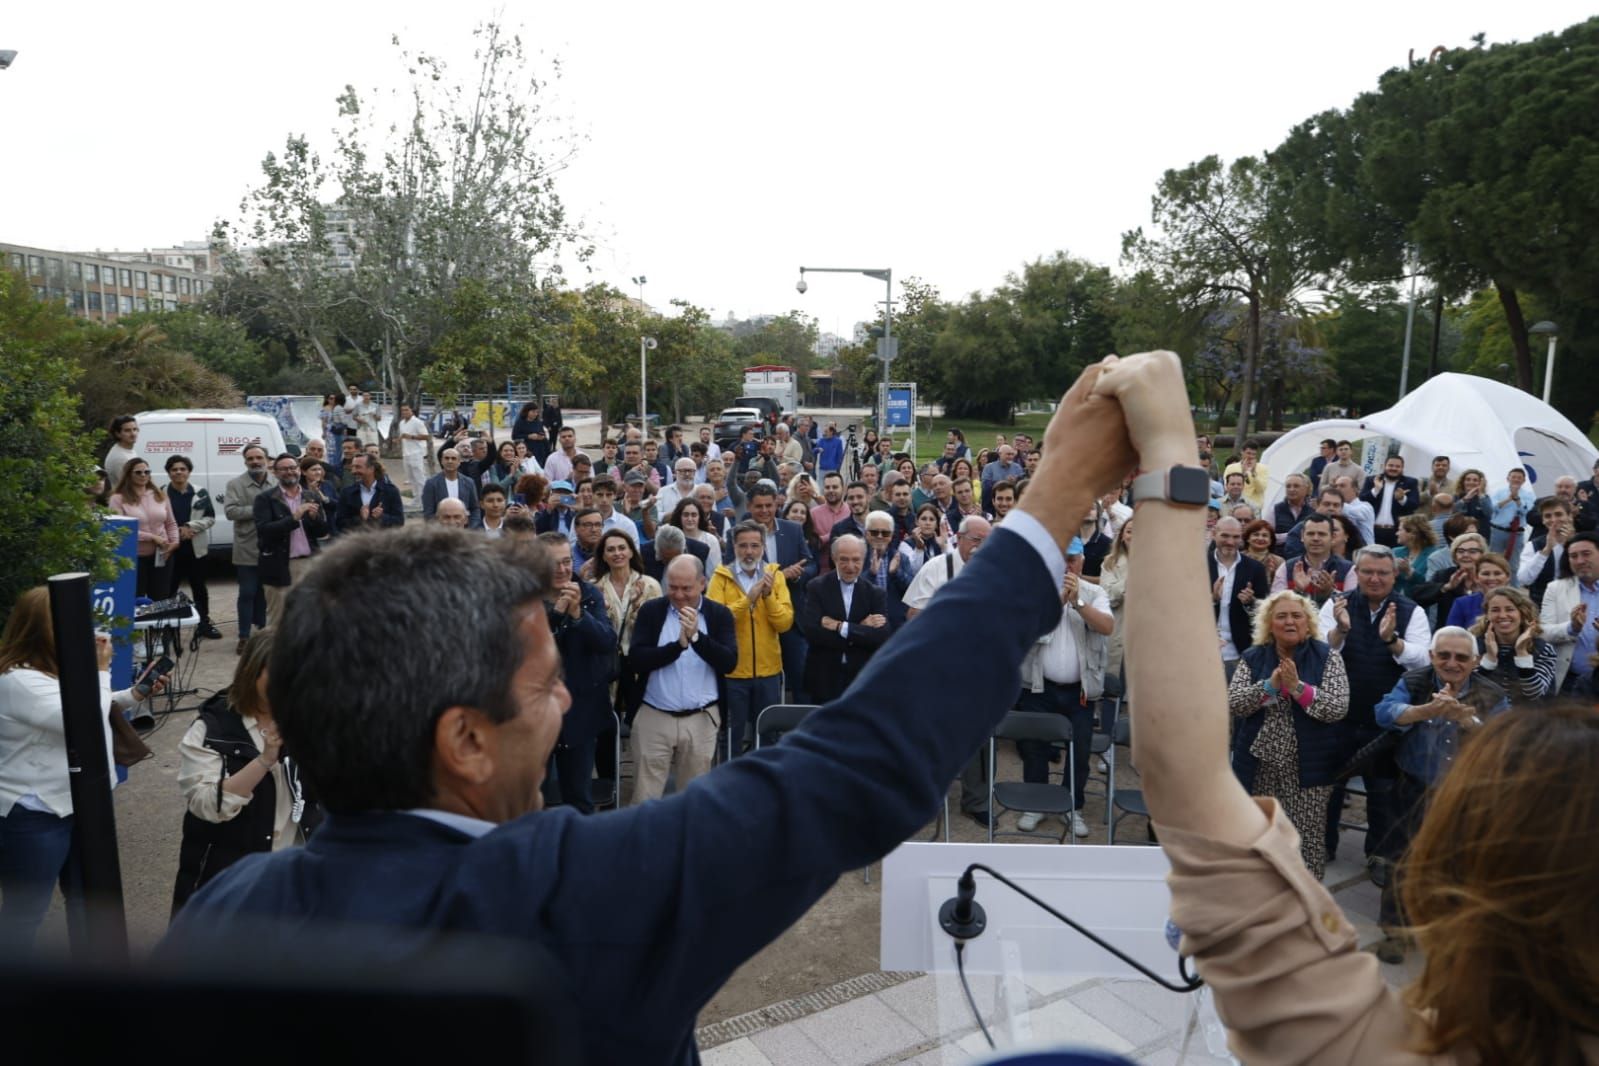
[730,312,820,379]
[0,272,121,617]
[1123,155,1316,443]
[73,322,241,436]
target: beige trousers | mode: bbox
[263,556,312,628]
[629,703,719,804]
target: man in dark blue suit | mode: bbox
[1208,517,1271,681]
[537,533,616,814]
[161,356,1138,1066]
[735,482,815,698]
[335,453,405,533]
[640,524,709,582]
[1359,455,1421,547]
[802,533,890,701]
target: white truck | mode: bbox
[741,365,798,415]
[132,409,289,558]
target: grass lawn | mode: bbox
[879,411,1055,465]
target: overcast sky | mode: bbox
[2,2,1590,339]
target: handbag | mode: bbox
[109,708,153,767]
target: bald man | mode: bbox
[435,497,469,529]
[1209,516,1270,680]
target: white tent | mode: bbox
[1259,373,1597,508]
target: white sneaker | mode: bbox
[1069,812,1090,839]
[1017,811,1044,832]
[1095,755,1110,774]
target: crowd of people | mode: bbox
[1,353,1596,1063]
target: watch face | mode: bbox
[1168,466,1211,506]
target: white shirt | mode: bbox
[360,481,378,507]
[1040,581,1111,683]
[442,475,462,501]
[404,809,495,838]
[656,480,697,520]
[904,549,963,612]
[399,416,429,458]
[178,713,301,851]
[1519,537,1564,586]
[838,579,857,639]
[1,669,121,817]
[1342,498,1376,545]
[1318,595,1432,670]
[543,449,587,484]
[1213,552,1242,661]
[1374,478,1397,526]
[481,516,505,539]
[642,600,719,712]
[735,565,765,596]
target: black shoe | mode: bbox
[1367,856,1391,888]
[965,810,993,829]
[1373,935,1406,965]
[199,621,224,640]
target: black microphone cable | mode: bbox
[939,862,1203,1050]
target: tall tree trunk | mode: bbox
[1427,288,1445,379]
[1234,295,1261,445]
[306,335,349,394]
[671,380,682,429]
[1493,280,1535,392]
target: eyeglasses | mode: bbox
[1432,651,1476,663]
[866,529,893,537]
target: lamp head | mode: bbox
[795,277,808,295]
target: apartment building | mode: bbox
[2,240,212,323]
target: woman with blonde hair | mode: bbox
[1415,530,1488,626]
[108,456,180,597]
[1469,585,1558,700]
[1225,589,1351,878]
[172,629,314,913]
[0,588,156,950]
[1100,349,1599,1065]
[1099,517,1133,678]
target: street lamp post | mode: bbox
[796,266,893,426]
[639,335,657,435]
[631,274,647,311]
[1529,320,1559,404]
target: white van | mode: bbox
[134,409,289,559]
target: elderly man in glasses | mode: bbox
[1371,625,1509,962]
[1318,543,1432,885]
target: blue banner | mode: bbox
[93,516,139,690]
[885,387,913,428]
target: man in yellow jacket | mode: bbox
[708,519,795,760]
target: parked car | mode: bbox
[713,406,765,449]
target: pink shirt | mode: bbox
[110,490,179,557]
[279,486,313,559]
[810,500,850,543]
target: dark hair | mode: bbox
[572,507,603,528]
[1442,514,1478,542]
[503,513,537,535]
[1243,438,1261,452]
[846,480,868,494]
[747,483,778,503]
[1558,532,1599,578]
[1331,514,1366,553]
[1337,439,1353,448]
[241,443,269,460]
[164,454,193,472]
[591,476,617,496]
[109,414,137,437]
[518,402,538,420]
[269,527,552,814]
[991,479,1017,498]
[1537,495,1572,516]
[731,519,767,546]
[1318,486,1343,502]
[1301,513,1335,534]
[1242,518,1275,547]
[667,497,704,531]
[479,483,507,501]
[1320,438,1336,449]
[595,529,644,574]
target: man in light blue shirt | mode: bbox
[1488,467,1537,556]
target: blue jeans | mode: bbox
[1016,682,1090,809]
[0,807,80,954]
[721,674,783,759]
[546,738,597,814]
[235,564,266,638]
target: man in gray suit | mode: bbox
[420,448,481,524]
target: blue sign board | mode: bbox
[885,387,914,428]
[93,516,139,690]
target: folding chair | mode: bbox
[987,711,1078,844]
[1108,715,1153,845]
[752,704,819,748]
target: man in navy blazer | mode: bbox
[335,454,405,532]
[626,554,738,802]
[1208,517,1270,680]
[1359,456,1421,547]
[801,533,891,701]
[538,533,616,814]
[640,525,710,582]
[160,355,1139,1066]
[420,449,481,524]
[735,482,816,697]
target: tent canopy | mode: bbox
[1258,373,1597,509]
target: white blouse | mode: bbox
[0,668,124,818]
